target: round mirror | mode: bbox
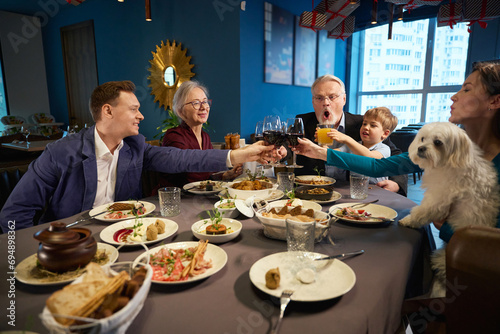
[148,40,195,110]
[164,66,176,87]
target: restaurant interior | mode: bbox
[0,0,499,333]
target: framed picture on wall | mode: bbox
[317,29,336,77]
[264,2,294,85]
[293,16,317,87]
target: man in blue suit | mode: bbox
[1,81,274,232]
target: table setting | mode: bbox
[0,176,433,333]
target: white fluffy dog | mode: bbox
[399,122,499,296]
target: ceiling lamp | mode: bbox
[146,0,152,21]
[371,0,377,24]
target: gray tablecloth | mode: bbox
[0,182,433,333]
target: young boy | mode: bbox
[323,107,398,183]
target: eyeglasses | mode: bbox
[184,100,212,110]
[313,94,344,103]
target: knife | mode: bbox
[314,250,365,261]
[66,210,108,227]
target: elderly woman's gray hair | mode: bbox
[172,80,209,120]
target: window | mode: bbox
[355,18,469,128]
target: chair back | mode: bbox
[389,130,418,153]
[445,226,500,333]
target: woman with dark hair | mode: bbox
[294,61,500,243]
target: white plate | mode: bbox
[15,243,118,286]
[133,242,228,284]
[100,217,178,246]
[268,199,322,211]
[89,201,156,222]
[191,219,242,243]
[183,181,225,195]
[329,203,398,224]
[249,251,356,302]
[295,175,336,187]
[308,191,342,204]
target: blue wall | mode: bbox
[240,0,347,142]
[40,0,240,142]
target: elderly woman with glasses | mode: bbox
[152,80,243,193]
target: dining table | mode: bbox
[1,140,57,152]
[0,181,434,334]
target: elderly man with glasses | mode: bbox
[295,74,408,196]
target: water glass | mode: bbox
[350,172,369,200]
[286,218,315,252]
[277,172,294,193]
[158,187,181,217]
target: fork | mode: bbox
[271,289,294,334]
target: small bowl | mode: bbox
[295,185,335,201]
[214,200,239,218]
[226,181,277,200]
[255,208,332,242]
[191,218,242,244]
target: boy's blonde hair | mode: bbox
[363,107,398,133]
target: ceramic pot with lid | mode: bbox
[33,222,97,272]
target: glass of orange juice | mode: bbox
[317,124,335,145]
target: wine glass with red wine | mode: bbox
[285,118,304,168]
[263,115,282,165]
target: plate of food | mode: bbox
[15,243,119,286]
[100,218,178,246]
[89,201,155,222]
[133,241,227,284]
[329,202,398,224]
[295,175,336,187]
[183,180,225,195]
[249,251,356,301]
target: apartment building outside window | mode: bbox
[356,18,470,128]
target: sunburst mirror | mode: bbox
[148,40,195,110]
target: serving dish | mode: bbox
[295,175,336,187]
[329,202,398,225]
[254,207,332,242]
[41,261,152,333]
[88,201,155,222]
[249,251,356,301]
[295,185,335,201]
[15,243,119,286]
[191,218,242,243]
[266,199,322,211]
[133,241,228,284]
[100,217,178,246]
[225,180,278,200]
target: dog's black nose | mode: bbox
[418,146,426,154]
